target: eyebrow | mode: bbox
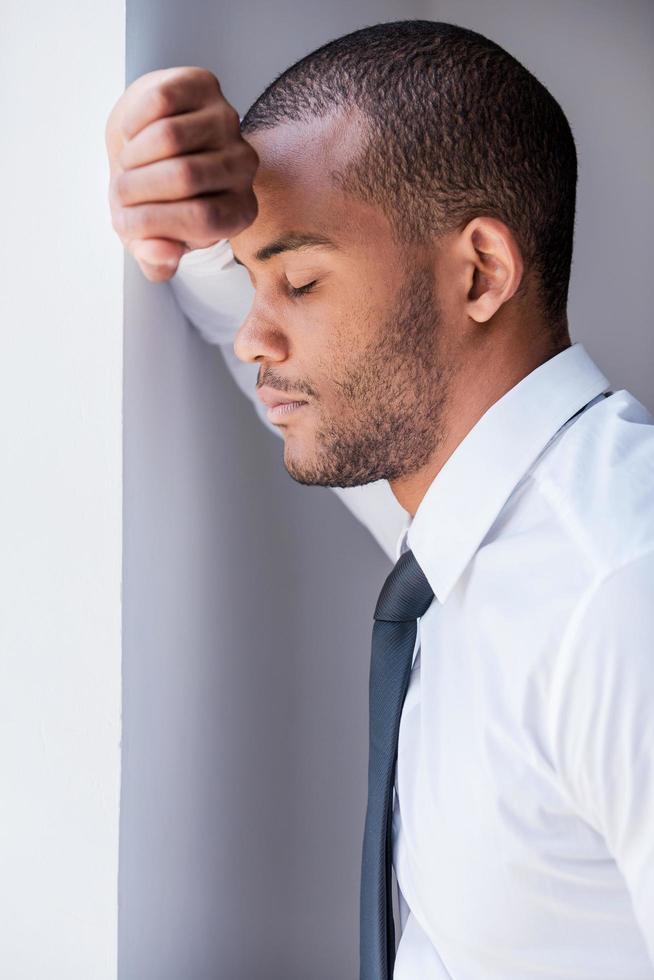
[231,232,338,267]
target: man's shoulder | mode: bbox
[531,388,654,577]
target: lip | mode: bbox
[256,386,309,409]
[265,401,308,423]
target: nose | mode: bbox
[233,307,289,365]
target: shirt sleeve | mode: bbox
[169,239,409,562]
[170,238,254,346]
[548,551,654,962]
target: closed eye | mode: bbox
[288,280,318,298]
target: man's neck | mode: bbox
[389,334,571,518]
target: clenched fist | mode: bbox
[105,66,259,281]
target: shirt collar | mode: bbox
[395,342,611,602]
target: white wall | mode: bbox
[0,3,125,977]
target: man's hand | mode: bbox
[105,66,259,282]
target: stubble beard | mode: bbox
[284,263,452,489]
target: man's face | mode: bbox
[230,112,455,488]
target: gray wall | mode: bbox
[120,3,654,979]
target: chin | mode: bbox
[281,441,324,487]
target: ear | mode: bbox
[459,216,524,323]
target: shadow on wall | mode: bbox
[120,255,392,979]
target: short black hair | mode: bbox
[241,20,577,342]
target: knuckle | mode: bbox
[112,171,131,205]
[231,197,258,235]
[189,192,256,238]
[234,142,259,183]
[173,155,198,195]
[201,68,222,96]
[150,81,177,119]
[184,196,210,235]
[220,102,241,135]
[231,164,254,193]
[218,194,257,236]
[209,111,226,145]
[200,195,227,233]
[158,117,182,155]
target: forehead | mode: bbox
[230,112,393,258]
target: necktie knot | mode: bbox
[373,548,434,623]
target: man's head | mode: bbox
[229,20,577,490]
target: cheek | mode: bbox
[312,349,346,393]
[306,345,355,412]
[301,291,385,396]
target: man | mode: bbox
[106,20,654,979]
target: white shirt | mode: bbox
[172,241,654,978]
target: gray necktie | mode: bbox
[359,548,434,980]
